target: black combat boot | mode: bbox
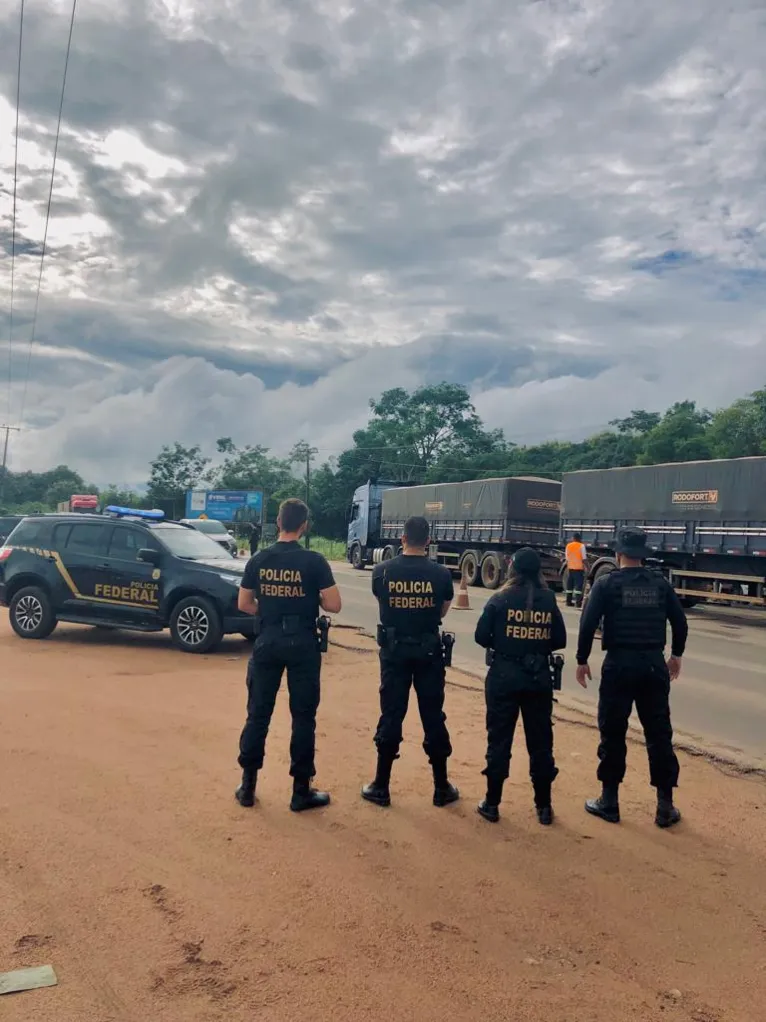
[431,759,460,807]
[655,789,682,829]
[234,768,257,808]
[477,776,504,823]
[534,781,554,826]
[361,752,395,807]
[290,778,331,812]
[585,785,620,823]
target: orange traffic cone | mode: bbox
[454,573,470,610]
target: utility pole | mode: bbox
[289,440,318,548]
[0,424,22,507]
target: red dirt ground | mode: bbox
[1,618,764,1021]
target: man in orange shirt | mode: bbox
[565,532,587,608]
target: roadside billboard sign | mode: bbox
[185,489,264,524]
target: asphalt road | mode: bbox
[330,561,766,768]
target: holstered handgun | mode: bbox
[440,631,455,667]
[376,623,396,652]
[485,648,495,667]
[252,616,262,638]
[550,653,564,691]
[316,615,330,653]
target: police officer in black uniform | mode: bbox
[576,527,688,828]
[474,547,567,825]
[362,516,458,808]
[235,498,342,812]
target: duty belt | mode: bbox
[256,615,315,636]
[254,615,331,653]
[377,624,439,652]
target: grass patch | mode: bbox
[236,535,347,561]
[308,536,347,561]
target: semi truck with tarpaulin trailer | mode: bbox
[347,476,562,589]
[560,456,766,608]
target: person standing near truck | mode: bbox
[235,498,342,812]
[474,548,567,825]
[564,532,587,607]
[575,527,688,829]
[362,516,459,809]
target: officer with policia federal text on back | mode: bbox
[362,516,459,809]
[235,498,342,812]
[575,527,688,828]
[474,548,567,825]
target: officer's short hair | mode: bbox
[573,532,582,542]
[403,516,430,547]
[278,498,309,533]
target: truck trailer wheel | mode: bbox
[480,552,503,590]
[459,551,480,587]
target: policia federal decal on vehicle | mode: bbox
[0,507,258,654]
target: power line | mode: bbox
[5,0,25,425]
[16,0,78,431]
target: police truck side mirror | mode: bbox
[137,548,162,566]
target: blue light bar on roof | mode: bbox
[105,505,165,521]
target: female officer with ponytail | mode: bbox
[474,548,567,825]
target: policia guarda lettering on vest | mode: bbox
[233,498,342,814]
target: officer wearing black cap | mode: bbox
[235,498,342,812]
[474,547,567,825]
[576,527,688,828]
[362,516,458,809]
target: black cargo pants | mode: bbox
[596,649,679,790]
[238,628,321,780]
[374,636,452,764]
[482,666,557,791]
[565,569,585,607]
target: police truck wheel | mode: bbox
[9,586,58,640]
[480,552,503,590]
[351,544,364,570]
[459,551,479,587]
[170,596,223,654]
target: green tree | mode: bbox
[147,443,210,515]
[205,438,295,519]
[99,485,146,509]
[637,401,712,465]
[706,386,766,458]
[609,410,662,435]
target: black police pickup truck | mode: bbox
[0,507,255,653]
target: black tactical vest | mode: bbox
[601,568,667,650]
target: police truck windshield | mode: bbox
[153,524,231,560]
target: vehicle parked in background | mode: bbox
[180,518,238,556]
[348,476,562,589]
[56,494,99,513]
[561,456,766,609]
[0,507,254,653]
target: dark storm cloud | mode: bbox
[0,0,763,479]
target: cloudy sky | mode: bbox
[1,0,765,485]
